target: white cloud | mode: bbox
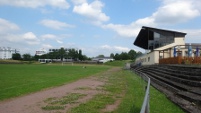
[73,0,110,24]
[114,46,130,52]
[0,0,70,9]
[0,18,20,34]
[71,0,86,5]
[56,39,63,44]
[100,45,130,52]
[41,34,57,39]
[101,45,111,50]
[80,44,131,57]
[152,0,200,25]
[42,44,53,49]
[134,17,156,27]
[40,33,71,44]
[23,32,37,40]
[102,23,141,38]
[22,32,40,45]
[40,19,75,30]
[181,29,201,42]
[1,32,40,46]
[100,0,201,38]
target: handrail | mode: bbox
[139,73,150,113]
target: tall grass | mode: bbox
[0,64,110,101]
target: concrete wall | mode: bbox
[135,51,159,65]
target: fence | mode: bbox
[159,56,201,64]
[139,73,150,113]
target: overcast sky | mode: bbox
[0,0,201,57]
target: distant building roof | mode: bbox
[35,49,47,56]
[134,26,187,50]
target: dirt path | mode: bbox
[0,67,121,113]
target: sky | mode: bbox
[0,0,201,57]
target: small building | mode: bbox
[134,26,201,65]
[0,47,18,59]
[92,57,114,63]
[38,59,52,63]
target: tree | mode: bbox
[120,52,129,60]
[22,53,32,61]
[128,49,137,60]
[68,49,79,60]
[114,53,120,60]
[82,55,90,60]
[34,55,40,61]
[97,55,104,58]
[12,53,21,60]
[58,47,66,61]
[136,51,143,57]
[110,53,114,58]
[78,49,83,61]
[111,49,142,61]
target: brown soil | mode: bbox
[0,67,121,113]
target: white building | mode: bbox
[0,47,17,59]
[92,57,114,63]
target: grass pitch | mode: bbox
[0,62,184,113]
[0,64,110,101]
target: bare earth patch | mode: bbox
[0,67,122,113]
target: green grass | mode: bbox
[0,63,185,113]
[42,105,65,110]
[104,60,132,67]
[69,68,184,113]
[0,64,110,101]
[150,86,185,113]
[114,70,145,113]
[68,94,115,113]
[114,71,184,113]
[69,68,144,113]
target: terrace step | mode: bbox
[177,91,201,103]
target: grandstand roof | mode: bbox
[134,26,187,50]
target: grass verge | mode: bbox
[104,60,132,67]
[149,86,185,113]
[69,68,145,113]
[69,69,185,113]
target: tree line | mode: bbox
[12,48,142,61]
[12,48,89,61]
[96,49,142,61]
[110,49,142,60]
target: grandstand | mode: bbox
[134,26,201,65]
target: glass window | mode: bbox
[154,32,160,39]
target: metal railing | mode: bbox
[139,73,150,113]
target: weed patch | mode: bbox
[42,105,65,110]
[42,93,86,111]
[68,94,115,113]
